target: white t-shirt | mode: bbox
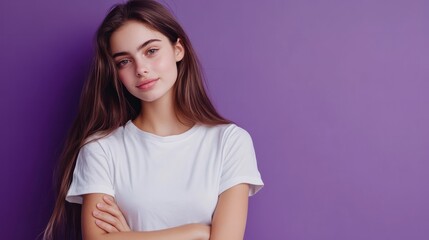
[66,120,263,231]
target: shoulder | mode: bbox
[198,123,253,146]
[223,124,251,139]
[81,125,127,153]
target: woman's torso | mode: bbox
[99,121,231,231]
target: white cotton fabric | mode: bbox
[66,120,263,231]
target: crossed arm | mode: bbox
[81,183,250,240]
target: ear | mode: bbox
[174,38,185,62]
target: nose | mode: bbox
[135,57,149,77]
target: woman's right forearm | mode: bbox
[86,223,210,240]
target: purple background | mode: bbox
[1,0,428,239]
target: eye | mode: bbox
[146,48,159,56]
[116,59,132,68]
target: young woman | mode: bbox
[44,0,263,239]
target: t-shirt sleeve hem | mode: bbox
[66,185,115,204]
[219,176,264,197]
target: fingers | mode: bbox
[95,195,131,232]
[97,199,121,219]
[93,209,121,228]
[102,195,121,215]
[94,219,119,233]
[104,195,131,231]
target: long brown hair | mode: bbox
[43,0,230,239]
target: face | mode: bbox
[110,20,184,103]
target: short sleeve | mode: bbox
[66,141,115,204]
[219,125,264,196]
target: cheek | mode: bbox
[118,69,134,85]
[152,56,178,76]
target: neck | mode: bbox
[133,93,193,136]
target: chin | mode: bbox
[134,88,173,104]
[139,94,164,103]
[140,97,159,103]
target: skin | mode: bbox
[111,20,190,136]
[81,20,250,240]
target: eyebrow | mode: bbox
[112,39,161,58]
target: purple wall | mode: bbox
[1,0,428,239]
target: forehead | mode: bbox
[109,20,167,53]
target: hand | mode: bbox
[93,195,131,233]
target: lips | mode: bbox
[136,78,159,90]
